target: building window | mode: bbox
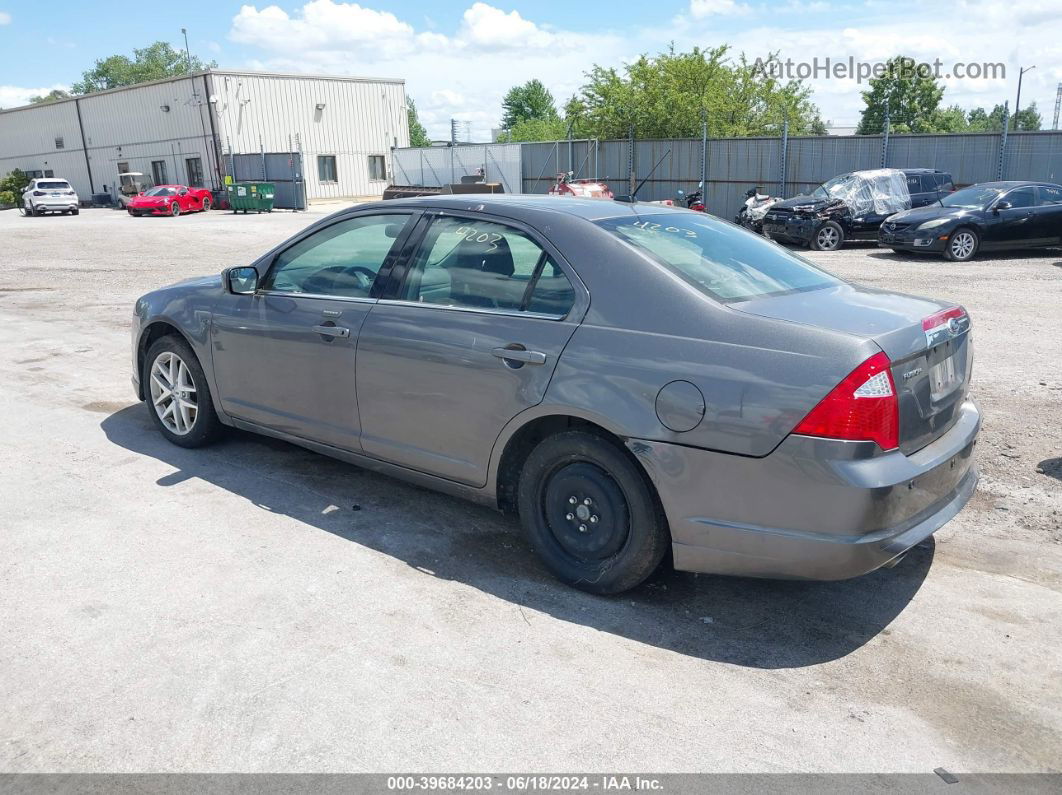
[26,170,43,179]
[368,155,386,181]
[55,136,64,149]
[317,155,338,183]
[44,170,54,178]
[185,157,204,187]
[151,160,167,186]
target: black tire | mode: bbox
[201,198,211,212]
[71,208,79,216]
[143,335,223,448]
[811,220,844,251]
[944,227,979,262]
[171,202,181,217]
[517,430,670,594]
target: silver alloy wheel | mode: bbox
[817,225,840,249]
[950,231,975,260]
[150,351,197,435]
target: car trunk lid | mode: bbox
[731,284,971,454]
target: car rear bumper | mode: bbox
[34,200,78,210]
[628,399,981,580]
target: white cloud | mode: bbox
[689,0,751,17]
[227,1,627,140]
[0,11,12,25]
[0,84,68,109]
[458,2,556,50]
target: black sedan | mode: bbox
[880,181,1062,261]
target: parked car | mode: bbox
[132,196,980,594]
[735,186,778,232]
[127,184,213,217]
[21,178,79,216]
[880,180,1062,261]
[762,168,953,250]
[547,171,613,199]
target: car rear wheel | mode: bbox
[945,228,978,262]
[171,203,181,217]
[201,198,212,212]
[517,430,670,594]
[811,221,844,251]
[144,336,223,448]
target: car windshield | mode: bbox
[596,213,841,302]
[38,181,71,190]
[940,185,1003,209]
[145,187,176,197]
[810,174,854,200]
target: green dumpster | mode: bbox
[226,182,276,214]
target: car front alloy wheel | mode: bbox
[150,351,198,436]
[945,229,978,262]
[144,336,223,448]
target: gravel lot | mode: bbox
[0,206,1059,773]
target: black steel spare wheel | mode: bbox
[543,462,630,561]
[517,430,670,594]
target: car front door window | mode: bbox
[265,214,410,299]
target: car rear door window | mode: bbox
[398,216,575,316]
[263,214,410,298]
[1037,186,1062,206]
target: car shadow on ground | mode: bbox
[102,404,933,669]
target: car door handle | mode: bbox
[492,346,546,365]
[312,325,350,338]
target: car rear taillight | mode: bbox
[33,190,45,196]
[793,351,899,451]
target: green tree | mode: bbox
[30,89,72,104]
[965,103,1041,132]
[566,46,824,140]
[496,117,569,143]
[856,56,945,134]
[928,104,969,133]
[71,41,217,94]
[407,97,430,147]
[0,168,31,206]
[500,79,559,130]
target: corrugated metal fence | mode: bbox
[394,131,1062,219]
[391,144,522,194]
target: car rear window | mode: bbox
[595,213,840,302]
[38,181,70,190]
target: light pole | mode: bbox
[1014,65,1035,130]
[181,28,193,74]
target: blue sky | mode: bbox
[2,0,1060,139]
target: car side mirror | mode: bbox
[994,200,1011,212]
[225,266,259,295]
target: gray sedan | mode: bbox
[131,195,980,594]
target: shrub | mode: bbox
[0,190,18,207]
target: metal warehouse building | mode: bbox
[0,70,409,206]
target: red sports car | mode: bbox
[127,185,213,217]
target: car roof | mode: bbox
[358,193,671,222]
[899,168,949,175]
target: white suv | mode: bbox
[22,178,80,216]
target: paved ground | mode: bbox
[0,207,1059,773]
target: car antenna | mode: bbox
[615,149,671,204]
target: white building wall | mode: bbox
[208,72,408,200]
[0,100,92,197]
[1,70,405,203]
[78,75,218,193]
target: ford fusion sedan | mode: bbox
[127,184,213,217]
[880,181,1062,261]
[131,196,980,594]
[21,178,79,216]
